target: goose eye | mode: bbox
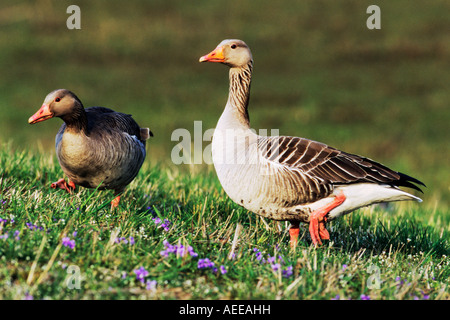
[55,97,61,102]
[231,44,237,49]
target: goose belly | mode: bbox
[212,131,312,221]
[57,131,145,190]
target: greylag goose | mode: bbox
[28,89,152,208]
[199,39,425,247]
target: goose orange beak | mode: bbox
[199,46,225,63]
[28,104,54,124]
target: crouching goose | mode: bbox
[28,89,152,209]
[200,40,425,247]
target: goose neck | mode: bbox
[61,106,88,134]
[226,62,252,127]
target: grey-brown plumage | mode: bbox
[258,135,424,205]
[200,39,425,246]
[29,89,152,207]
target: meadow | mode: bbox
[0,0,449,300]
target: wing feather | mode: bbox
[258,135,425,192]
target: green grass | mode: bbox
[0,0,449,300]
[0,144,448,300]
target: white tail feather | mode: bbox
[327,183,422,219]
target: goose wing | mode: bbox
[258,135,424,192]
[86,107,151,142]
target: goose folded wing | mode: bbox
[86,107,145,141]
[258,136,424,192]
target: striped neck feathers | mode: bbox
[227,62,253,127]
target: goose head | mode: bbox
[29,89,83,124]
[199,39,253,68]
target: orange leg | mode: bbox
[309,192,346,246]
[111,195,121,209]
[289,222,300,249]
[51,178,76,193]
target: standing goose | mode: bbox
[29,89,152,209]
[199,39,425,246]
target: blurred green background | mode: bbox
[0,0,448,205]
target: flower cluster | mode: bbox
[282,266,293,278]
[395,276,430,300]
[152,217,171,232]
[146,279,157,291]
[62,236,76,250]
[0,217,14,225]
[115,236,135,245]
[159,240,228,275]
[197,258,227,275]
[26,222,43,231]
[160,240,198,258]
[133,266,149,283]
[252,248,293,278]
[0,230,20,241]
[197,258,215,269]
[132,266,157,291]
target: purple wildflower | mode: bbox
[420,290,430,300]
[133,266,149,283]
[161,219,171,232]
[115,236,135,245]
[267,255,276,264]
[160,240,197,258]
[188,246,198,257]
[198,258,215,269]
[152,217,172,232]
[395,276,405,288]
[26,222,43,231]
[62,236,76,250]
[331,294,340,300]
[342,264,348,271]
[271,263,281,272]
[152,217,161,225]
[282,266,293,278]
[176,245,186,256]
[220,265,227,275]
[253,248,265,263]
[360,294,371,300]
[252,249,294,277]
[146,279,157,291]
[23,292,33,300]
